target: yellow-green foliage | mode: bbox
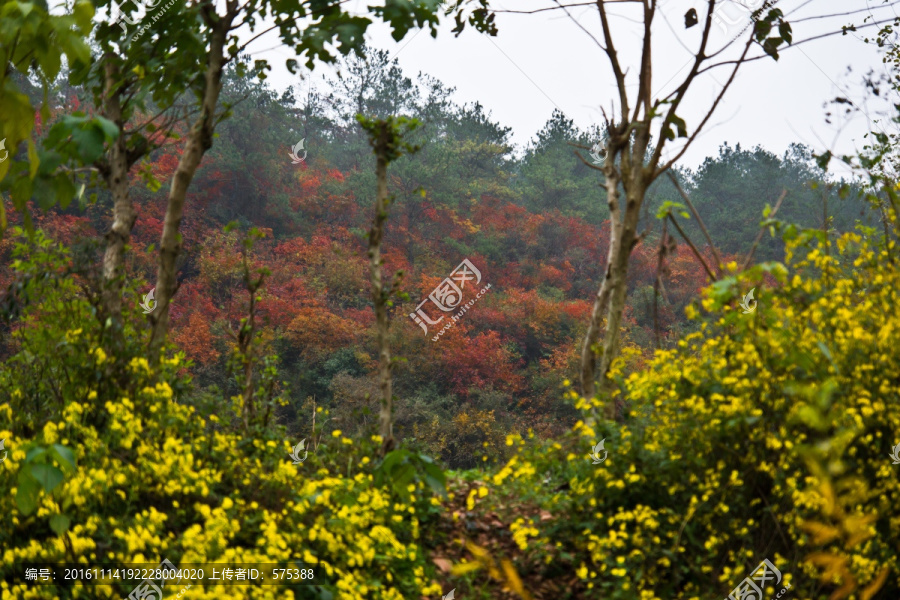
[0,233,445,599]
[485,232,900,600]
[0,373,443,599]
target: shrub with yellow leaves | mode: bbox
[477,229,900,599]
[0,231,447,599]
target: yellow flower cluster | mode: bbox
[449,233,900,599]
[1,373,443,599]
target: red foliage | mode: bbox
[153,153,181,182]
[172,311,220,366]
[286,306,360,359]
[434,329,525,397]
[0,149,727,431]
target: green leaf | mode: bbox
[27,139,39,179]
[422,462,447,497]
[36,44,62,81]
[94,116,120,140]
[49,514,71,535]
[796,405,828,431]
[656,200,686,220]
[53,176,77,210]
[25,447,48,462]
[50,444,76,472]
[816,151,833,171]
[754,19,773,41]
[15,472,41,515]
[30,463,65,493]
[779,22,792,44]
[70,123,106,163]
[671,114,688,138]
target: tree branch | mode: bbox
[666,170,722,274]
[668,214,717,281]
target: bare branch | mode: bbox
[648,0,721,172]
[668,214,717,281]
[492,0,636,15]
[666,170,722,274]
[552,0,605,50]
[655,33,753,174]
[597,0,631,123]
[572,149,607,172]
[653,218,668,349]
[700,15,900,73]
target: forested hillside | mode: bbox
[1,2,899,600]
[1,50,872,466]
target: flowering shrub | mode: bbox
[462,231,899,599]
[0,234,446,600]
[1,353,448,599]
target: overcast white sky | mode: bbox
[247,0,899,174]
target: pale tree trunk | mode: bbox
[148,17,233,357]
[580,125,649,419]
[370,148,394,456]
[572,0,791,421]
[100,57,136,326]
[580,170,622,404]
[596,187,643,414]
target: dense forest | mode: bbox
[1,1,899,599]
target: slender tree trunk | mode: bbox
[653,220,669,349]
[369,146,394,455]
[148,20,231,357]
[596,188,643,418]
[240,289,257,434]
[593,242,634,418]
[580,170,623,404]
[100,57,136,326]
[580,161,645,419]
